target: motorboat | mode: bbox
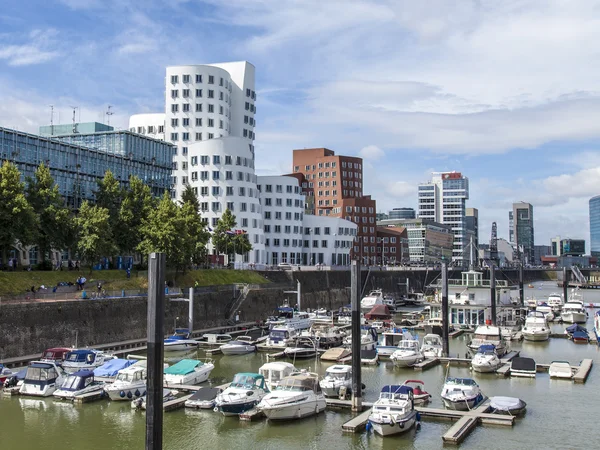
[383,295,397,313]
[440,377,484,411]
[376,327,409,358]
[19,361,65,397]
[0,364,13,385]
[132,388,177,410]
[535,303,555,322]
[549,361,573,379]
[525,297,538,309]
[595,310,600,344]
[468,326,508,356]
[360,289,384,313]
[104,364,147,401]
[361,349,379,365]
[268,306,312,331]
[319,365,352,398]
[62,349,114,374]
[390,339,424,368]
[266,325,300,347]
[93,358,136,379]
[547,293,564,313]
[197,333,232,347]
[300,321,346,349]
[53,370,104,400]
[220,340,256,355]
[320,347,351,362]
[572,331,589,344]
[404,292,426,306]
[283,338,318,360]
[522,311,550,342]
[489,396,527,415]
[561,301,587,324]
[164,359,214,385]
[40,347,71,363]
[164,328,200,351]
[3,367,26,389]
[471,345,502,373]
[370,321,387,334]
[258,362,297,391]
[565,324,589,342]
[423,317,444,336]
[185,387,222,409]
[420,334,443,359]
[510,357,536,378]
[257,372,326,420]
[403,379,431,404]
[368,385,419,437]
[215,372,269,416]
[343,326,378,351]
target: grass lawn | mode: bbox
[0,269,269,297]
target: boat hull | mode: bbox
[522,331,550,342]
[164,342,199,352]
[220,346,255,355]
[562,313,587,324]
[441,394,484,411]
[53,385,104,400]
[217,399,259,416]
[510,370,536,378]
[262,398,326,420]
[320,382,351,398]
[164,368,212,386]
[19,381,61,397]
[471,362,500,373]
[369,412,417,436]
[105,383,147,401]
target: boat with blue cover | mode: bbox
[368,385,419,437]
[565,324,589,343]
[440,377,484,411]
[164,328,199,351]
[164,359,214,385]
[215,373,269,416]
[93,359,136,378]
[62,349,114,374]
[53,370,104,400]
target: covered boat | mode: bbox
[164,359,214,385]
[185,387,223,409]
[548,361,573,379]
[565,323,588,337]
[53,370,103,400]
[257,372,326,420]
[19,361,65,397]
[220,340,256,355]
[572,331,589,344]
[319,365,352,398]
[258,362,297,391]
[468,326,507,356]
[215,373,269,416]
[441,377,484,411]
[471,344,502,373]
[40,347,71,363]
[368,385,419,437]
[489,396,527,415]
[364,304,392,321]
[510,357,536,378]
[93,359,136,378]
[62,349,114,374]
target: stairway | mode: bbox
[227,284,251,320]
[571,265,587,284]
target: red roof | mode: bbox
[365,304,392,320]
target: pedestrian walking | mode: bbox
[8,258,13,271]
[97,282,102,293]
[126,267,131,279]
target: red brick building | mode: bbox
[376,226,409,264]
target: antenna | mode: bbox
[70,106,79,133]
[106,105,114,126]
[49,105,54,136]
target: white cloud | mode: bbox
[359,145,385,161]
[0,28,61,66]
[385,181,416,198]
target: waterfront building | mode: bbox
[533,245,552,265]
[129,114,166,141]
[551,236,562,256]
[39,121,113,136]
[375,226,409,264]
[509,202,534,264]
[465,207,479,266]
[376,212,389,221]
[418,172,469,264]
[590,195,600,257]
[388,207,415,220]
[560,239,585,256]
[291,148,376,264]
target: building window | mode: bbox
[171,104,178,113]
[226,171,233,180]
[182,74,190,83]
[196,74,202,83]
[182,118,189,126]
[182,132,189,141]
[212,186,220,195]
[171,118,178,127]
[208,75,214,84]
[201,187,208,196]
[208,90,214,98]
[171,89,178,98]
[208,119,214,127]
[182,89,190,98]
[196,89,202,97]
[195,104,202,112]
[226,186,234,196]
[171,75,178,84]
[227,202,234,211]
[213,171,220,180]
[195,133,202,141]
[170,133,178,140]
[225,155,232,165]
[213,155,220,164]
[191,156,198,166]
[183,103,190,112]
[212,202,220,212]
[208,104,214,113]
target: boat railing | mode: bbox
[430,279,509,288]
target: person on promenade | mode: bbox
[8,258,13,271]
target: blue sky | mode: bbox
[1,0,599,250]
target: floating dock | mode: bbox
[573,359,593,383]
[414,358,440,371]
[164,394,193,412]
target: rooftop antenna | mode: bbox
[49,105,54,136]
[106,105,114,126]
[70,106,79,133]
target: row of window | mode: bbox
[171,89,230,104]
[245,88,257,100]
[170,132,219,141]
[263,198,303,208]
[172,118,225,129]
[170,103,231,116]
[177,174,257,188]
[170,74,234,92]
[264,211,302,221]
[257,184,299,194]
[267,239,330,248]
[132,125,165,134]
[186,154,254,168]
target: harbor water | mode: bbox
[2,281,600,449]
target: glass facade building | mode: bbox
[590,195,600,257]
[0,127,174,208]
[388,207,415,220]
[509,202,534,264]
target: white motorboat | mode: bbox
[525,297,538,309]
[548,361,573,379]
[421,334,443,359]
[370,321,387,334]
[343,326,378,351]
[383,295,397,313]
[257,372,326,420]
[489,396,527,415]
[360,289,384,313]
[197,333,232,347]
[319,365,352,398]
[215,373,269,416]
[547,293,564,313]
[368,385,419,437]
[423,317,444,336]
[561,301,587,324]
[220,340,256,355]
[535,303,555,322]
[266,324,300,347]
[269,306,312,331]
[522,311,550,342]
[19,361,65,397]
[62,349,114,374]
[258,362,297,391]
[164,359,214,385]
[300,321,346,349]
[440,377,485,411]
[284,338,318,360]
[510,357,536,378]
[104,364,147,401]
[468,325,508,356]
[164,329,200,351]
[471,345,502,373]
[185,387,223,409]
[390,339,424,368]
[376,327,409,358]
[53,370,104,400]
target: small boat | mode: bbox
[19,361,65,397]
[423,317,444,336]
[468,326,508,356]
[53,370,104,400]
[376,327,409,358]
[258,362,297,391]
[489,396,527,415]
[185,387,222,409]
[257,372,326,420]
[301,321,346,349]
[525,297,538,309]
[390,339,423,368]
[565,323,589,342]
[268,306,312,331]
[319,365,352,398]
[528,284,534,288]
[0,364,13,385]
[441,377,484,411]
[164,359,214,385]
[383,295,397,313]
[220,340,256,355]
[320,347,351,362]
[104,364,147,401]
[266,324,300,347]
[40,347,71,363]
[403,292,426,306]
[215,373,269,416]
[284,338,318,360]
[572,331,589,344]
[510,357,536,378]
[132,388,177,410]
[561,301,587,324]
[197,333,232,346]
[361,349,379,365]
[535,303,554,322]
[62,349,114,374]
[420,334,443,359]
[547,293,564,314]
[402,379,431,404]
[360,289,384,313]
[368,385,419,436]
[93,358,136,378]
[343,326,378,351]
[471,345,502,373]
[548,361,573,379]
[522,312,550,342]
[164,329,200,351]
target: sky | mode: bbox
[1,0,599,250]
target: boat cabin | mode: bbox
[60,370,96,392]
[324,365,351,381]
[164,359,204,377]
[65,350,99,365]
[40,347,71,362]
[230,373,266,390]
[275,373,321,393]
[201,334,232,344]
[24,362,61,386]
[258,362,297,390]
[115,366,146,383]
[380,328,407,347]
[396,340,420,351]
[378,384,413,402]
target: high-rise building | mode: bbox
[509,202,534,264]
[590,195,600,257]
[465,207,479,265]
[560,239,585,256]
[388,207,415,220]
[534,245,552,265]
[418,172,469,264]
[551,236,562,256]
[291,148,377,264]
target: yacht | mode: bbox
[376,327,408,358]
[268,306,312,331]
[420,334,443,359]
[547,293,564,314]
[164,329,199,351]
[258,362,297,391]
[368,385,419,437]
[467,326,507,356]
[53,370,104,400]
[257,372,326,420]
[360,289,384,313]
[522,311,550,342]
[185,387,222,409]
[215,373,269,416]
[283,338,318,360]
[300,321,346,349]
[62,349,114,374]
[390,339,424,367]
[441,377,484,411]
[164,359,214,385]
[104,364,147,401]
[319,365,352,398]
[343,326,378,351]
[266,324,300,347]
[220,340,256,355]
[471,345,502,373]
[19,361,65,397]
[561,301,587,324]
[536,303,555,322]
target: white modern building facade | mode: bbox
[258,176,356,266]
[129,113,166,141]
[418,171,469,264]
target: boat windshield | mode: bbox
[270,330,289,340]
[473,333,499,340]
[25,366,57,381]
[231,374,259,388]
[327,373,348,381]
[116,372,133,382]
[446,377,477,386]
[62,376,88,390]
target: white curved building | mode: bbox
[129,113,166,141]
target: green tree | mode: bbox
[211,208,252,264]
[179,191,210,268]
[180,184,200,212]
[95,170,122,257]
[0,161,36,261]
[26,163,73,266]
[75,201,117,273]
[116,175,155,255]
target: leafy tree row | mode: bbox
[0,161,253,272]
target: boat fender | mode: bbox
[416,412,421,421]
[135,390,141,397]
[365,421,372,432]
[213,406,219,413]
[361,383,366,390]
[119,391,126,398]
[127,391,133,399]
